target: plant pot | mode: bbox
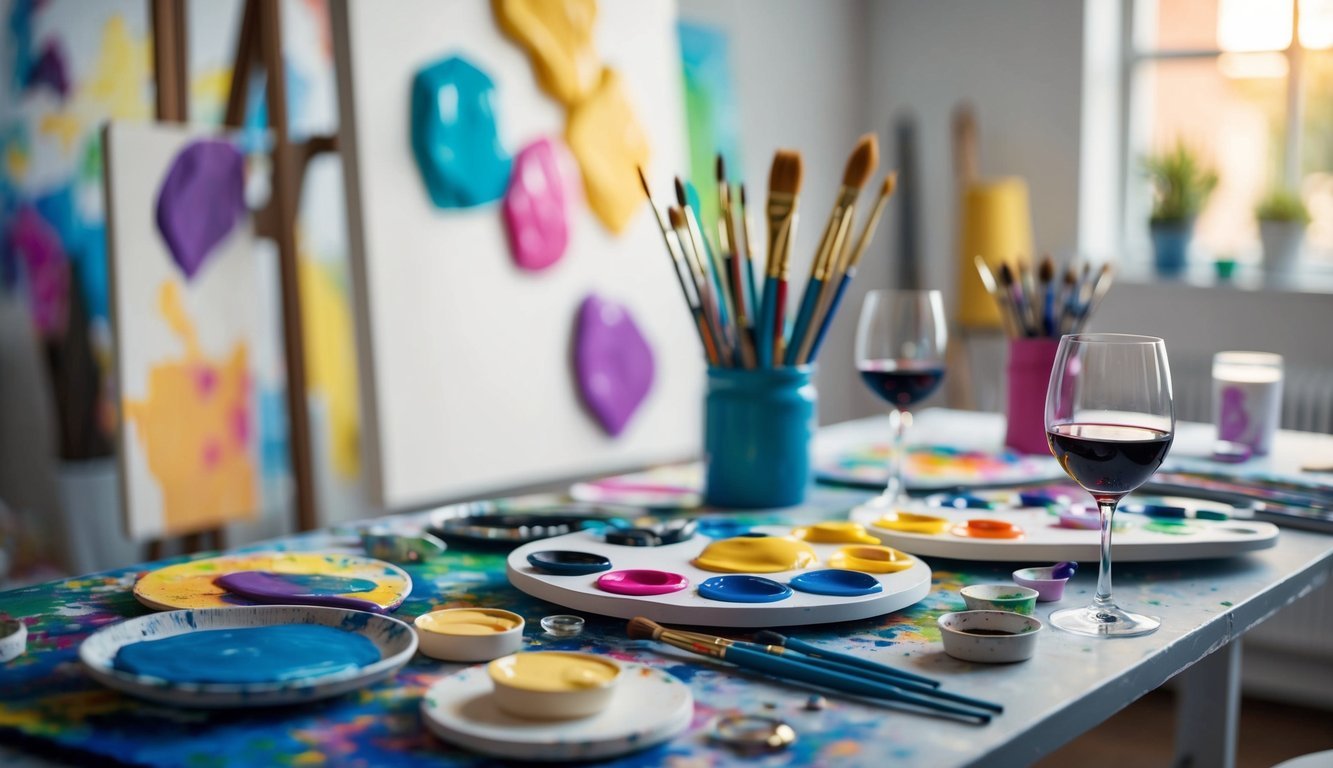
[1258,220,1304,275]
[1149,219,1193,277]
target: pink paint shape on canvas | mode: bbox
[574,294,654,437]
[503,138,570,272]
[155,140,247,280]
[9,206,69,337]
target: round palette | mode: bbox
[79,605,416,707]
[849,498,1280,562]
[505,526,932,627]
[814,443,1066,491]
[133,552,413,613]
[421,662,692,762]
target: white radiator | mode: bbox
[1169,354,1333,435]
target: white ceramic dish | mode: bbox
[422,661,691,761]
[938,610,1042,663]
[960,584,1039,615]
[1012,565,1075,601]
[79,605,416,707]
[487,652,620,720]
[415,608,524,662]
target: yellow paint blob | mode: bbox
[298,250,361,479]
[565,68,650,233]
[488,652,619,693]
[123,283,257,536]
[875,512,950,535]
[792,521,880,545]
[38,113,81,153]
[692,536,818,574]
[417,609,520,636]
[828,545,913,574]
[493,0,600,106]
[86,15,151,120]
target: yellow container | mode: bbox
[958,178,1034,329]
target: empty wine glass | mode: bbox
[854,289,948,506]
[1045,333,1174,637]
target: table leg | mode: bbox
[1173,637,1241,768]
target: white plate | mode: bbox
[506,526,932,627]
[421,662,692,761]
[79,606,417,707]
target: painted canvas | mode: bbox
[103,122,266,540]
[678,20,742,240]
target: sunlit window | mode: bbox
[1128,0,1333,264]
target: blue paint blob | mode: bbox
[214,571,384,613]
[789,569,883,597]
[410,55,511,208]
[697,575,791,604]
[113,625,380,684]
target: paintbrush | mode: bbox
[670,629,1001,713]
[670,206,731,364]
[638,167,719,365]
[805,171,897,362]
[677,177,733,341]
[787,134,878,365]
[1074,263,1114,332]
[973,254,1017,338]
[717,155,756,369]
[1038,254,1055,337]
[628,618,990,722]
[752,630,939,687]
[996,263,1028,337]
[1056,265,1079,334]
[756,150,803,367]
[739,184,760,327]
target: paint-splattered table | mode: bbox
[2,411,1331,767]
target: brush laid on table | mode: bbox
[975,256,1114,338]
[787,133,878,366]
[627,617,995,722]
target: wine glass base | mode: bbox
[1050,604,1160,638]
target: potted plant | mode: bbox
[1143,141,1217,276]
[1255,188,1309,275]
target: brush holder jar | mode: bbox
[704,366,816,509]
[1004,338,1060,455]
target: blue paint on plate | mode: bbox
[113,625,380,684]
[697,575,791,604]
[788,569,883,597]
[526,550,612,576]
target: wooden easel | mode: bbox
[145,0,329,555]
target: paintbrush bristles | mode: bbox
[674,177,688,208]
[716,154,726,183]
[627,616,664,641]
[636,165,653,200]
[768,150,804,196]
[666,206,686,231]
[1039,255,1054,284]
[842,133,879,189]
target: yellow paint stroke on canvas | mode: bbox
[37,113,81,154]
[298,248,361,479]
[190,66,233,125]
[124,282,257,535]
[85,15,150,120]
[566,68,649,233]
[493,0,600,106]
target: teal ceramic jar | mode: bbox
[703,366,816,509]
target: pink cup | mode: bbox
[1004,338,1061,455]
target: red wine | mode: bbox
[1047,423,1173,500]
[858,360,945,407]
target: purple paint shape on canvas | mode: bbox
[214,571,386,613]
[155,140,247,280]
[503,138,569,271]
[575,294,655,437]
[25,40,69,99]
[9,205,68,336]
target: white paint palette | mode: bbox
[849,497,1280,563]
[505,527,933,627]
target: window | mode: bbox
[1124,0,1333,265]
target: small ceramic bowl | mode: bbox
[487,651,621,720]
[1012,564,1077,602]
[960,584,1039,615]
[938,610,1043,663]
[415,608,525,662]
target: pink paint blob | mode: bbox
[230,405,250,446]
[595,569,688,597]
[502,138,569,272]
[193,366,218,397]
[9,205,69,337]
[201,438,222,469]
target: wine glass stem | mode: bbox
[1094,498,1118,610]
[882,408,910,502]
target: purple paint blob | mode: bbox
[113,625,380,684]
[8,205,68,336]
[503,138,569,271]
[1218,386,1249,442]
[574,294,654,437]
[26,41,69,99]
[214,571,387,613]
[156,140,247,280]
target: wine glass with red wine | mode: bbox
[854,289,948,506]
[1045,333,1174,637]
